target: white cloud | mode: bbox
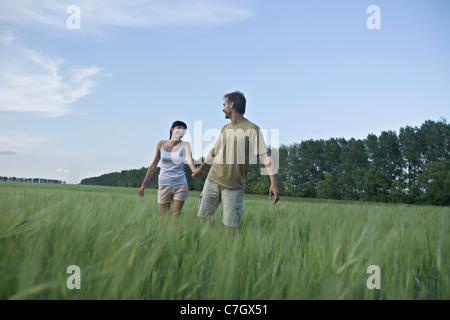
[56,168,71,174]
[0,0,253,32]
[0,29,105,117]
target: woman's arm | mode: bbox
[138,140,162,197]
[183,141,196,173]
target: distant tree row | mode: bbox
[0,177,66,184]
[80,118,449,206]
[79,165,211,191]
[271,118,449,206]
[80,168,161,189]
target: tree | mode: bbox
[274,145,289,196]
[322,138,344,173]
[336,139,369,200]
[295,139,325,198]
[317,172,341,200]
[417,160,450,206]
[420,118,450,165]
[399,125,425,203]
[358,168,391,202]
[364,131,404,201]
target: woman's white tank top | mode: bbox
[158,141,187,186]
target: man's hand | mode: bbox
[269,184,280,204]
[138,186,145,197]
[192,167,202,180]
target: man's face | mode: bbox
[222,98,232,119]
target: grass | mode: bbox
[0,182,448,300]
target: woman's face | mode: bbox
[171,126,186,140]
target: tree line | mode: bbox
[80,118,449,206]
[0,177,66,184]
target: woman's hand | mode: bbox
[192,167,202,179]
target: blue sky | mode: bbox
[1,0,449,184]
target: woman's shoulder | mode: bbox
[157,140,165,150]
[182,140,191,150]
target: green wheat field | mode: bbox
[0,182,448,300]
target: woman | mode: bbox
[139,121,195,216]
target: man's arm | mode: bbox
[192,147,215,179]
[260,152,280,204]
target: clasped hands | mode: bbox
[192,167,202,180]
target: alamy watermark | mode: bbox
[66,265,81,289]
[66,5,81,30]
[366,265,381,289]
[367,5,381,30]
[63,3,377,173]
[64,263,380,291]
[66,5,381,31]
[171,121,280,175]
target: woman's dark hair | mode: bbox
[169,120,187,139]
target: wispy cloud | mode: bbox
[0,29,106,117]
[0,133,57,150]
[0,151,17,155]
[0,0,254,32]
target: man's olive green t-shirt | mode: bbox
[207,118,268,190]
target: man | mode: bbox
[192,91,280,228]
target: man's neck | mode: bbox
[229,113,245,123]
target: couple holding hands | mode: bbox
[139,91,280,228]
